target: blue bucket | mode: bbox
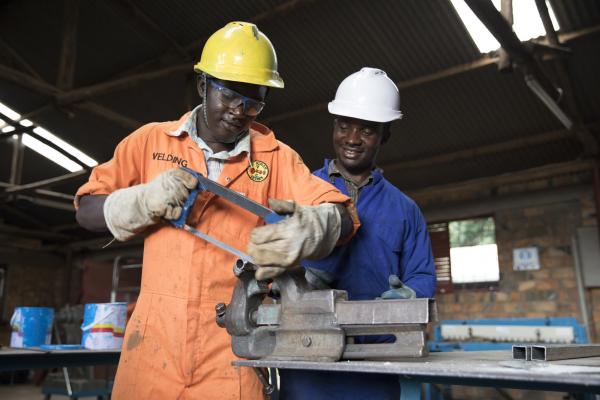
[10,307,54,348]
[81,303,127,350]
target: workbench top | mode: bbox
[234,350,600,393]
[0,347,120,371]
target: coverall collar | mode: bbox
[164,110,279,154]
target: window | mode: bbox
[429,217,500,292]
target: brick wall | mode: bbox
[413,168,598,399]
[0,251,69,346]
[435,200,583,322]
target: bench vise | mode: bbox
[216,260,437,362]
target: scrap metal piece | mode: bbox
[531,344,600,361]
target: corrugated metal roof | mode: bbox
[0,0,599,232]
[550,0,600,32]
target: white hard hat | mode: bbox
[328,67,402,123]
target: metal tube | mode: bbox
[572,235,593,342]
[531,344,600,361]
[512,345,531,360]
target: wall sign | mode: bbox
[513,247,540,271]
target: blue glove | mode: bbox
[379,275,416,299]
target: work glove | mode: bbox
[104,169,198,241]
[248,199,341,281]
[378,275,417,300]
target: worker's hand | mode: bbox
[142,169,198,219]
[104,169,198,241]
[248,199,341,281]
[378,275,416,299]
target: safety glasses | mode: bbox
[208,80,266,116]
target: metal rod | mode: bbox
[9,133,24,186]
[572,235,593,342]
[531,344,600,361]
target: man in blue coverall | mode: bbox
[279,67,437,400]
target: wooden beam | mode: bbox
[0,223,73,240]
[0,36,43,80]
[16,195,75,212]
[108,0,188,58]
[1,170,87,196]
[56,0,80,90]
[0,65,139,130]
[407,159,594,203]
[114,0,318,78]
[263,57,500,124]
[262,23,598,128]
[381,121,600,172]
[535,0,598,155]
[73,102,141,130]
[0,64,58,96]
[56,63,190,105]
[0,203,50,230]
[422,184,590,224]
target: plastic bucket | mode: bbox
[81,303,127,350]
[10,307,54,348]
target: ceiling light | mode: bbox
[2,126,15,133]
[33,126,98,167]
[19,119,33,127]
[22,134,83,172]
[451,0,561,53]
[0,102,21,120]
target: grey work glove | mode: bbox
[379,275,417,299]
[248,199,341,281]
[103,168,198,241]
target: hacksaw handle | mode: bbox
[170,167,203,229]
[170,167,286,228]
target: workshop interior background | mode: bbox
[1,0,600,399]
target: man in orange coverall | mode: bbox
[75,22,357,399]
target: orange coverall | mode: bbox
[76,112,356,399]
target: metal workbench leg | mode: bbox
[400,380,421,400]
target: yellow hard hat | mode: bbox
[194,21,284,88]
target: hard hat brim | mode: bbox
[328,102,402,123]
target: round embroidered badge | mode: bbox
[247,160,269,182]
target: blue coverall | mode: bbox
[279,159,436,400]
